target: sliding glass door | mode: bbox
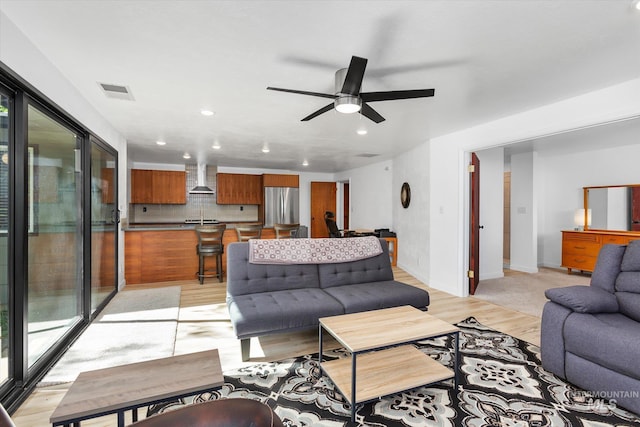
[90,140,118,313]
[0,90,10,384]
[26,104,83,368]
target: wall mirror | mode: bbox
[584,185,640,232]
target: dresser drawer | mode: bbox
[600,235,630,245]
[561,254,598,272]
[562,240,601,257]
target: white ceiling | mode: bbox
[2,0,639,172]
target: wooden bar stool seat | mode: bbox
[195,224,226,284]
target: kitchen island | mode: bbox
[124,223,276,284]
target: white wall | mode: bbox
[538,141,640,268]
[391,144,430,285]
[335,160,393,231]
[1,11,128,288]
[476,147,505,280]
[429,78,640,297]
[510,152,538,273]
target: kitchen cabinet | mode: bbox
[130,169,186,204]
[561,230,640,273]
[263,173,299,188]
[216,173,262,204]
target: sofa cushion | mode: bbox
[544,286,618,313]
[591,244,626,293]
[620,239,640,271]
[318,242,393,289]
[227,289,344,338]
[323,281,430,313]
[226,243,320,296]
[616,292,640,323]
[564,312,640,380]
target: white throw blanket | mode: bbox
[248,236,383,264]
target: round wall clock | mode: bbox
[401,182,411,208]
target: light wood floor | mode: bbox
[11,267,541,427]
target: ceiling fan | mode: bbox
[267,55,435,123]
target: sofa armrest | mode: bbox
[545,285,618,313]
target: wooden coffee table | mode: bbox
[318,306,460,422]
[50,349,223,427]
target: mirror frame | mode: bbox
[583,184,640,232]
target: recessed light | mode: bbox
[262,145,270,153]
[156,140,166,146]
[183,152,191,159]
[212,142,221,150]
[201,109,214,116]
[302,160,309,166]
[357,129,368,135]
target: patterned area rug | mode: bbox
[148,317,640,426]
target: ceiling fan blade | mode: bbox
[360,103,385,123]
[267,87,336,99]
[360,89,435,102]
[340,56,368,96]
[301,103,335,121]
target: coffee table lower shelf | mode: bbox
[321,345,453,414]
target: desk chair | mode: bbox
[0,404,15,427]
[274,223,299,239]
[195,224,226,284]
[324,211,342,238]
[235,223,263,241]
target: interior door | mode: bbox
[632,187,640,232]
[310,181,336,237]
[343,182,350,230]
[469,153,480,295]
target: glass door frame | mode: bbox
[85,136,118,318]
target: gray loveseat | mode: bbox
[226,239,430,361]
[541,240,640,415]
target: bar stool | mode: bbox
[195,224,226,284]
[235,223,263,241]
[274,223,300,239]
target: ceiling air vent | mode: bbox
[98,82,135,101]
[356,153,380,158]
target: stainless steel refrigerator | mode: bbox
[264,187,299,227]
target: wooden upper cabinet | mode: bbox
[263,174,299,188]
[130,169,186,204]
[216,173,262,204]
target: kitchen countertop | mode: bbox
[123,221,267,231]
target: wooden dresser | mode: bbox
[561,230,640,273]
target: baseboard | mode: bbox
[508,264,539,274]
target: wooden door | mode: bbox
[343,182,350,230]
[469,153,480,295]
[310,181,336,237]
[632,187,640,232]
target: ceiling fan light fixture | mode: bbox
[334,96,362,114]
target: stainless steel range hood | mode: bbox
[189,163,214,194]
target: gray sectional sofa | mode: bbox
[541,240,640,415]
[226,239,430,361]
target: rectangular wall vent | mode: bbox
[98,82,135,100]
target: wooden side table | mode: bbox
[382,237,397,266]
[50,349,223,427]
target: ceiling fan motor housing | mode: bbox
[334,68,362,113]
